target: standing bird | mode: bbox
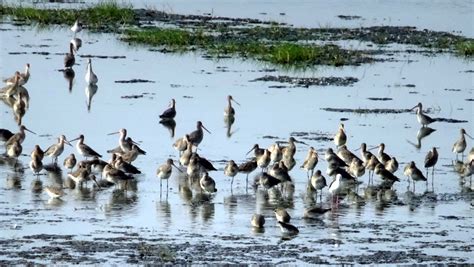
[238,158,257,190]
[157,158,182,194]
[385,157,399,173]
[334,123,347,147]
[224,160,239,188]
[247,144,265,160]
[187,121,211,150]
[257,149,271,171]
[424,147,438,178]
[328,174,343,205]
[70,134,102,159]
[200,172,217,193]
[45,135,71,163]
[29,154,43,178]
[452,128,473,160]
[310,170,327,201]
[70,37,82,53]
[282,137,297,159]
[63,153,77,173]
[30,145,45,161]
[5,125,36,147]
[64,42,75,69]
[358,143,374,164]
[85,58,98,85]
[373,143,391,165]
[179,143,193,166]
[405,161,427,192]
[224,95,240,117]
[348,158,365,179]
[301,147,318,178]
[411,102,435,127]
[173,134,190,156]
[70,19,82,36]
[159,98,176,121]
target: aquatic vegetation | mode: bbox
[0,2,135,30]
[124,28,210,48]
[455,40,474,56]
[124,29,368,66]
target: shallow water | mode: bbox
[0,5,473,265]
[5,0,474,37]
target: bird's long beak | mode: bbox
[25,127,36,135]
[465,132,474,140]
[410,105,418,111]
[172,163,183,173]
[65,139,73,147]
[231,98,240,106]
[295,139,309,146]
[202,125,211,134]
[368,145,378,151]
[107,131,119,136]
[69,136,80,142]
[246,147,255,155]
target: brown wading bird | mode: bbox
[64,42,75,69]
[187,121,211,151]
[424,147,438,187]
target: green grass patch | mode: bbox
[124,28,362,66]
[124,28,210,48]
[455,40,474,56]
[0,2,135,29]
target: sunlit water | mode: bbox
[0,3,473,264]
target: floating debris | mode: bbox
[115,79,155,83]
[367,97,393,101]
[121,94,144,99]
[337,15,362,20]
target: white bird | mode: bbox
[71,20,82,36]
[85,58,98,85]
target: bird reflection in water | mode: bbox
[31,179,43,194]
[407,126,436,149]
[44,163,63,185]
[6,174,22,190]
[47,197,65,207]
[201,201,215,223]
[156,200,172,229]
[13,92,28,125]
[224,115,237,138]
[159,119,176,138]
[103,189,138,216]
[85,84,98,112]
[63,68,75,92]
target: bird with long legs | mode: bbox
[411,102,435,127]
[424,147,438,190]
[452,128,473,160]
